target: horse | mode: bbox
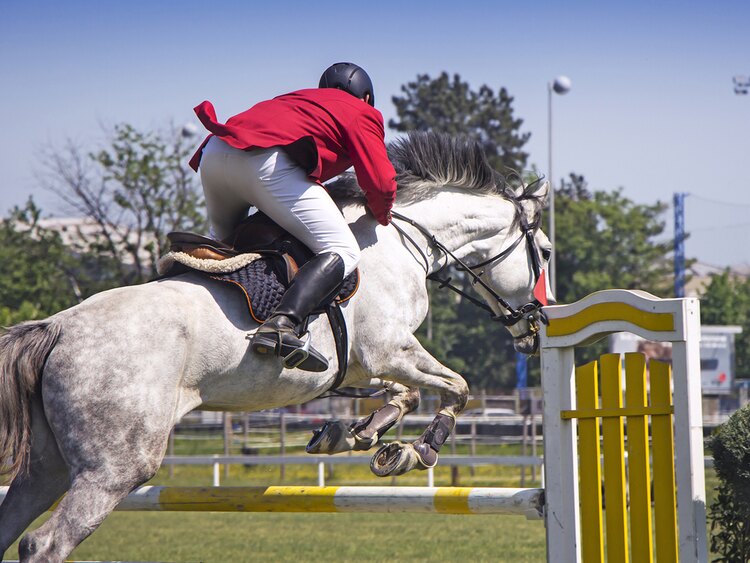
[0,131,552,562]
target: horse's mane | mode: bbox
[326,131,546,226]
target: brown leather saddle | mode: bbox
[166,212,309,285]
[163,212,357,391]
[165,213,359,320]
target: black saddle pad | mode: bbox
[210,256,359,323]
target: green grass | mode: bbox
[20,512,546,563]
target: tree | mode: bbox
[708,405,750,561]
[549,174,677,366]
[554,173,675,304]
[41,123,206,285]
[0,199,83,324]
[699,272,750,377]
[390,72,530,172]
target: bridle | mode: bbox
[320,207,547,400]
[390,210,548,335]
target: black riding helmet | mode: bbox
[319,62,375,106]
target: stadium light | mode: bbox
[733,75,749,95]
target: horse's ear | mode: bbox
[535,180,550,206]
[520,178,550,206]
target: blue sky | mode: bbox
[3,0,750,266]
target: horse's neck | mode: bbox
[395,191,514,274]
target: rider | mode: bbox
[188,62,397,373]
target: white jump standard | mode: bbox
[540,289,707,563]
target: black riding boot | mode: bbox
[251,252,345,372]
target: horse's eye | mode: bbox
[541,248,551,261]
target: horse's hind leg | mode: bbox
[306,382,420,454]
[0,395,70,560]
[17,386,172,562]
[16,411,169,563]
[17,465,158,563]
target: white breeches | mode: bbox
[199,136,361,276]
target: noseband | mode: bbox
[390,211,547,336]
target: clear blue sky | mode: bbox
[2,0,750,266]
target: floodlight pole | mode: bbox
[547,83,555,296]
[674,192,687,297]
[547,77,571,298]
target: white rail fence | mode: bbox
[160,453,715,488]
[162,454,544,487]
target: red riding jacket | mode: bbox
[189,88,397,225]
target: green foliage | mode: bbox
[552,174,675,364]
[700,272,750,378]
[708,406,750,561]
[0,198,127,324]
[0,302,45,326]
[390,72,530,172]
[0,123,207,324]
[554,173,674,304]
[0,200,79,323]
[45,123,206,285]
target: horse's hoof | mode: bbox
[370,442,421,477]
[306,420,355,454]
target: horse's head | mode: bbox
[330,131,556,355]
[471,179,555,355]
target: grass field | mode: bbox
[3,436,718,562]
[13,511,547,562]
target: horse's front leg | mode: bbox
[306,381,420,454]
[361,335,469,477]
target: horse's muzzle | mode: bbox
[511,310,546,356]
[513,333,539,356]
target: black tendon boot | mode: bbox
[251,252,345,372]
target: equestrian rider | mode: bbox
[189,62,397,373]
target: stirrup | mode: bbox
[252,328,329,372]
[281,332,312,369]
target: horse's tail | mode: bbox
[0,319,62,481]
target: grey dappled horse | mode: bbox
[0,132,552,562]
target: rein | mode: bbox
[390,210,546,329]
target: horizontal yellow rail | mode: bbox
[561,405,673,420]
